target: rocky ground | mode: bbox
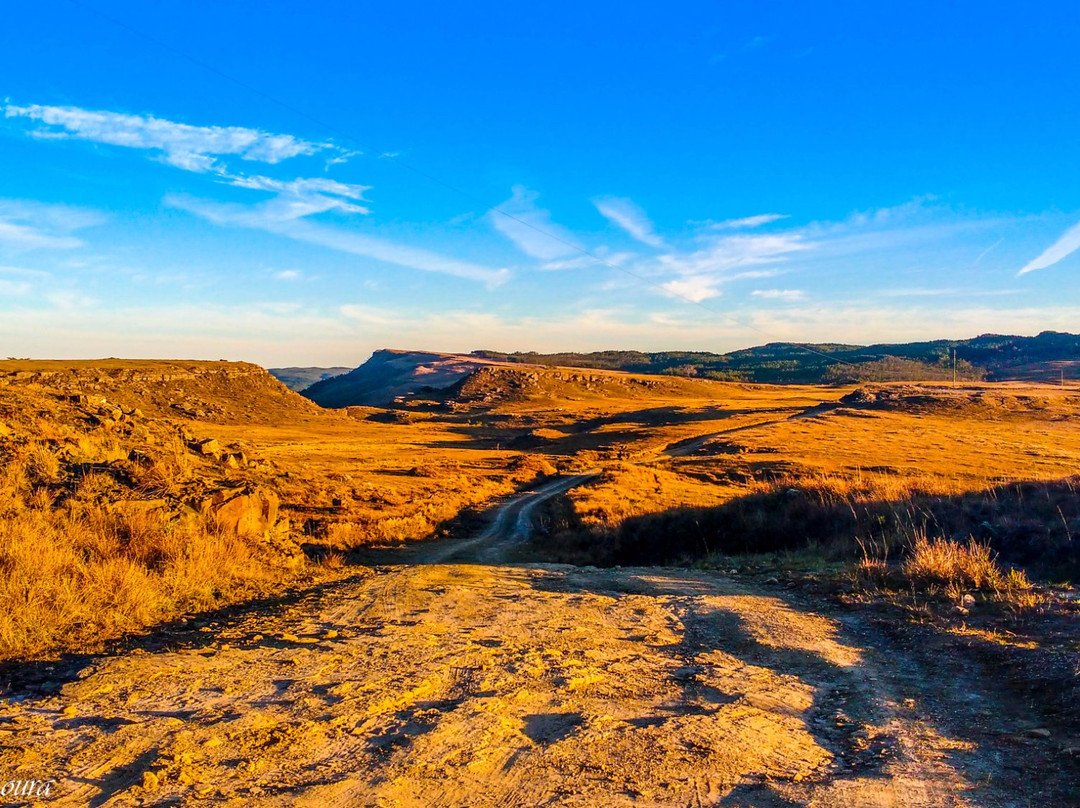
[1,481,1076,807]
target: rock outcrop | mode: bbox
[202,488,280,535]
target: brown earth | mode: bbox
[1,360,1078,805]
[2,486,1076,806]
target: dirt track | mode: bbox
[0,477,1065,807]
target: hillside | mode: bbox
[473,330,1080,384]
[302,349,504,407]
[268,365,352,392]
[0,359,325,424]
[0,358,549,659]
[4,359,1080,805]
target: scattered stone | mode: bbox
[141,771,160,792]
[194,438,221,456]
[1026,728,1051,739]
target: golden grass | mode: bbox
[2,360,1076,657]
[903,534,1017,591]
[0,495,280,660]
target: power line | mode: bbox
[63,0,854,369]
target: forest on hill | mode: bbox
[473,331,1080,384]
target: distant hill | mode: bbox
[302,350,502,408]
[268,366,352,392]
[473,331,1080,385]
[298,331,1080,409]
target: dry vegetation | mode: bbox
[2,359,1079,805]
[2,359,1078,663]
[0,361,544,660]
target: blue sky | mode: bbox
[1,1,1079,366]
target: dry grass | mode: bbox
[0,360,556,659]
[903,534,1015,591]
[0,492,280,660]
[2,360,1077,657]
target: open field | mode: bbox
[1,359,1078,805]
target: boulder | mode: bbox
[209,488,279,535]
[194,438,221,457]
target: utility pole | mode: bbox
[952,348,957,387]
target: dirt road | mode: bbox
[0,477,1064,807]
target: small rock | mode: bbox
[142,771,160,792]
[1026,728,1051,739]
[961,593,976,608]
[194,438,221,456]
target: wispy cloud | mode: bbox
[1018,219,1080,276]
[224,175,372,219]
[656,233,810,278]
[4,102,334,172]
[751,288,805,301]
[10,294,1079,367]
[877,287,1018,299]
[491,186,582,260]
[0,264,48,295]
[0,264,50,278]
[170,194,508,285]
[594,196,665,247]
[709,213,788,230]
[973,236,1004,266]
[540,250,635,271]
[0,199,102,250]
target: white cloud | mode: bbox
[751,289,805,301]
[594,196,664,247]
[1018,219,1080,275]
[5,297,1078,367]
[491,186,582,260]
[0,279,31,296]
[661,275,723,303]
[0,264,48,297]
[224,175,371,219]
[4,103,333,172]
[656,232,810,276]
[709,213,788,230]
[275,270,302,281]
[170,194,509,286]
[0,264,50,278]
[0,199,103,250]
[541,251,635,271]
